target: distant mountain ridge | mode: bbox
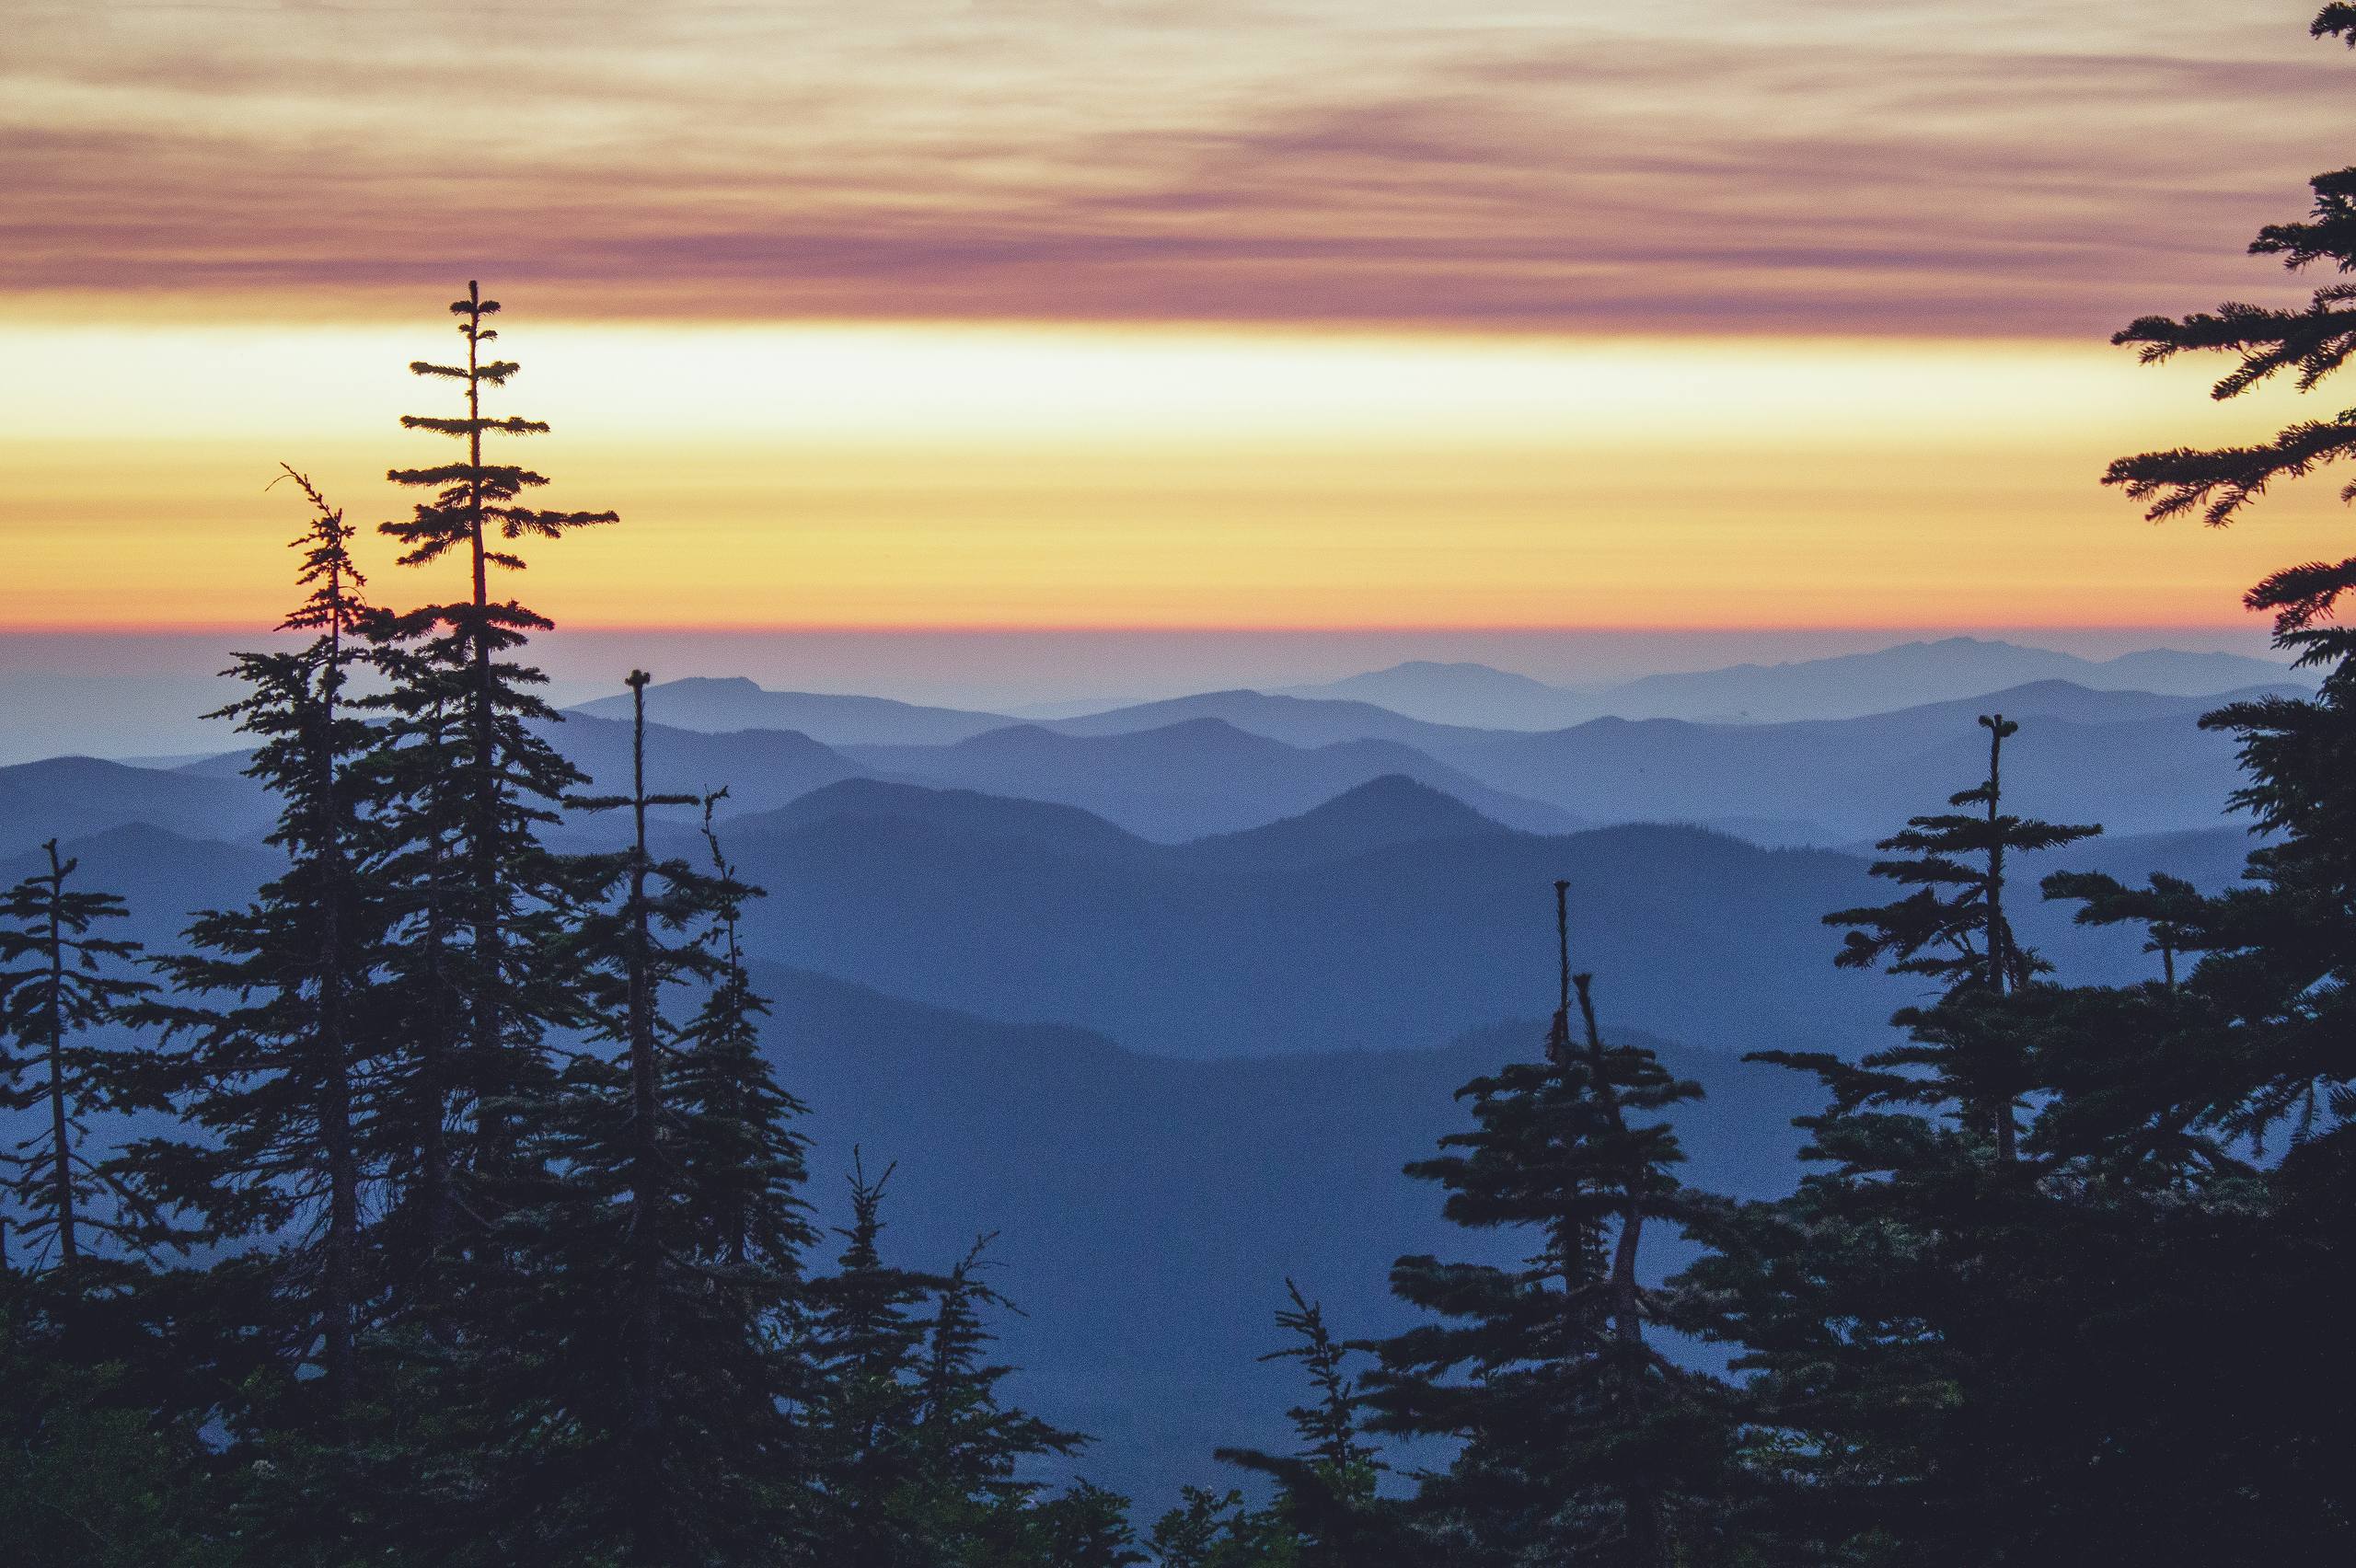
[1282,638,2297,728]
[837,716,1582,841]
[554,640,2298,749]
[570,676,1013,746]
[2,675,2292,859]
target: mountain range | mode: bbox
[1275,638,2298,728]
[5,673,2292,865]
[0,669,2276,1506]
[0,772,2257,1505]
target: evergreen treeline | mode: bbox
[6,12,2356,1560]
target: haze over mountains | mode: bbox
[0,633,2292,1499]
[1278,638,2298,728]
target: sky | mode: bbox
[3,1,2350,660]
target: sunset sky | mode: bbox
[3,1,2349,641]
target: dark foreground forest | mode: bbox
[6,12,2356,1565]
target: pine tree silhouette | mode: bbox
[805,1153,941,1562]
[526,673,818,1563]
[1689,718,2117,1564]
[1209,1281,1391,1566]
[0,842,158,1286]
[1360,882,1726,1567]
[140,468,387,1434]
[1821,713,2098,1160]
[2098,7,2356,1173]
[372,279,616,1224]
[340,283,623,1562]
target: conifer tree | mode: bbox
[370,279,616,1253]
[0,843,158,1286]
[1820,713,2099,1160]
[2100,3,2356,1178]
[1200,1282,1388,1568]
[139,468,386,1430]
[907,1234,1095,1558]
[674,792,815,1276]
[1684,719,2106,1565]
[805,1155,946,1561]
[333,282,618,1561]
[1980,9,2356,1552]
[1361,882,1725,1567]
[521,673,816,1565]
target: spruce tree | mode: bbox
[805,1155,944,1562]
[523,673,816,1564]
[1820,712,2099,1161]
[1683,717,2105,1565]
[1980,8,2356,1552]
[0,842,158,1288]
[345,282,617,1561]
[370,279,616,1260]
[139,468,386,1431]
[1360,882,1726,1568]
[1201,1282,1389,1568]
[673,792,815,1278]
[2101,2,2356,1181]
[907,1234,1093,1559]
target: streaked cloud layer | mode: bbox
[6,1,2339,332]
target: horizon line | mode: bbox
[0,619,2273,639]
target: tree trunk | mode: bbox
[43,846,75,1269]
[463,280,506,1178]
[1574,970,1669,1568]
[317,613,359,1414]
[1983,717,2017,1164]
[624,673,664,1560]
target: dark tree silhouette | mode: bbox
[2098,7,2356,1175]
[805,1154,949,1561]
[140,468,387,1428]
[522,673,818,1564]
[372,279,616,1226]
[1201,1281,1392,1567]
[0,842,157,1281]
[1360,882,1726,1568]
[1821,713,2099,1160]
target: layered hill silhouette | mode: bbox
[0,756,275,860]
[571,675,1013,746]
[1433,680,2289,843]
[557,639,2297,745]
[3,676,2283,871]
[1279,638,2297,728]
[0,801,2247,1507]
[837,717,1578,840]
[693,776,2208,1060]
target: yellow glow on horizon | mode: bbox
[2,323,2343,633]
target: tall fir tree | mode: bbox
[1680,717,2110,1566]
[343,282,619,1561]
[0,842,159,1292]
[1361,882,1727,1568]
[524,673,818,1564]
[369,279,617,1263]
[138,468,387,1438]
[2101,2,2356,1187]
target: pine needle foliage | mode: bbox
[0,842,158,1282]
[138,468,387,1431]
[524,673,819,1565]
[368,280,617,1248]
[1361,882,1728,1568]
